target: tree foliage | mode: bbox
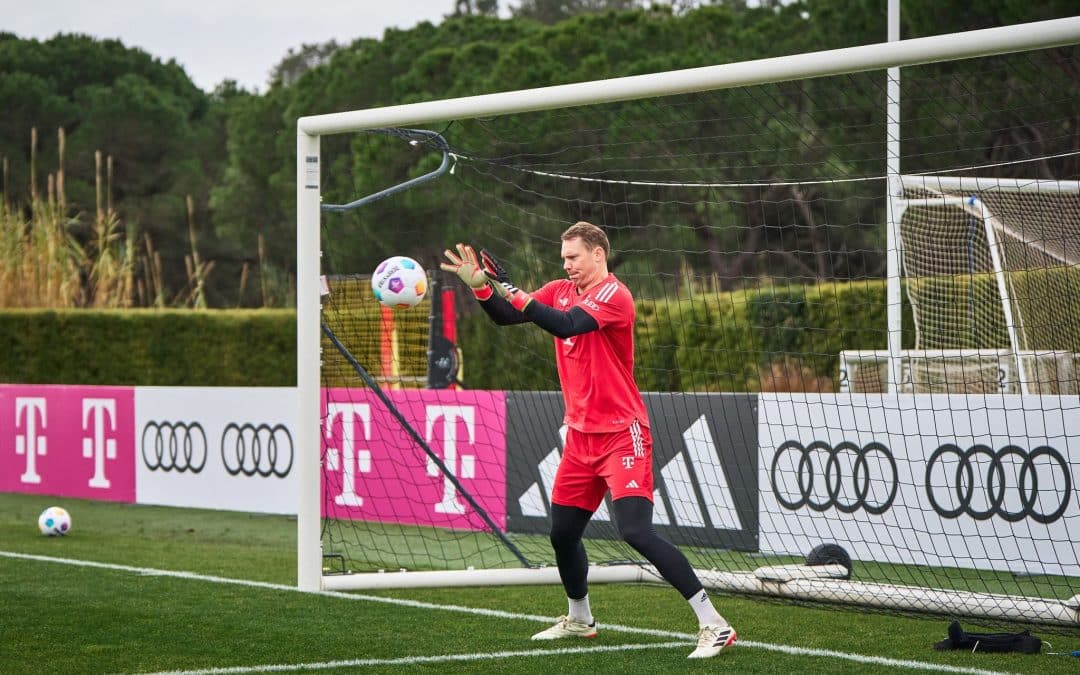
[0,32,230,303]
[270,41,342,87]
[1,1,1076,307]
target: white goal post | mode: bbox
[883,175,1080,395]
[295,16,1080,625]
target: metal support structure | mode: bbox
[969,197,1031,394]
[321,129,452,212]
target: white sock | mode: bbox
[688,589,725,627]
[568,595,594,625]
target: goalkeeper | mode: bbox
[441,221,736,659]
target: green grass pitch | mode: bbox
[1,492,1076,674]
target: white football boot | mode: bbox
[687,623,737,658]
[531,616,598,640]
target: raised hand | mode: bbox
[440,243,489,292]
[480,248,533,311]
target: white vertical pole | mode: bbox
[975,198,1030,394]
[885,0,902,393]
[296,130,322,591]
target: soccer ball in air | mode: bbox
[371,256,427,308]
[38,506,71,536]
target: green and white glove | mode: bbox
[440,243,493,300]
[480,248,533,311]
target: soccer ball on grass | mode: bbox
[38,506,71,536]
[371,256,427,308]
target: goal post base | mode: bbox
[321,564,654,591]
[321,563,1078,626]
[697,569,1080,627]
[753,563,851,582]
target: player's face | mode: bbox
[561,237,604,291]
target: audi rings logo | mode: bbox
[771,440,898,515]
[925,444,1070,523]
[142,421,208,473]
[221,423,294,478]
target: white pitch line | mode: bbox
[140,642,692,675]
[0,551,1011,675]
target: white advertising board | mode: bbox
[758,393,1080,576]
[135,387,298,514]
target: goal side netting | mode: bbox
[842,175,1080,395]
[297,18,1080,629]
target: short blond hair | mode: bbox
[561,221,609,258]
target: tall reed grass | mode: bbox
[1,128,209,309]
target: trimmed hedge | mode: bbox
[910,268,1080,351]
[0,309,296,386]
[5,274,1074,391]
[455,279,908,393]
[0,283,897,390]
[631,280,908,392]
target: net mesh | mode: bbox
[316,46,1080,627]
[896,177,1080,393]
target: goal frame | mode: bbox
[295,16,1080,621]
[889,175,1080,395]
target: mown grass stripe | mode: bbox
[0,550,1011,675]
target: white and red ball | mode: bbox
[371,256,427,308]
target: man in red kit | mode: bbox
[441,221,736,659]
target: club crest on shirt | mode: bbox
[558,298,569,307]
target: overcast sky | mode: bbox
[2,0,464,92]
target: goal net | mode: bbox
[842,176,1080,394]
[299,20,1080,627]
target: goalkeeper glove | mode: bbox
[480,248,533,311]
[440,243,493,300]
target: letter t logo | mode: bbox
[324,403,372,507]
[82,398,117,488]
[15,397,47,484]
[425,405,476,515]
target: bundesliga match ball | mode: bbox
[38,506,71,536]
[371,256,427,309]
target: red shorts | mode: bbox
[550,420,653,512]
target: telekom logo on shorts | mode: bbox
[1,385,135,501]
[322,389,507,531]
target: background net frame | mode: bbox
[297,19,1080,629]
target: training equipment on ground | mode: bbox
[38,506,71,536]
[934,620,1042,654]
[371,256,427,308]
[298,15,1080,630]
